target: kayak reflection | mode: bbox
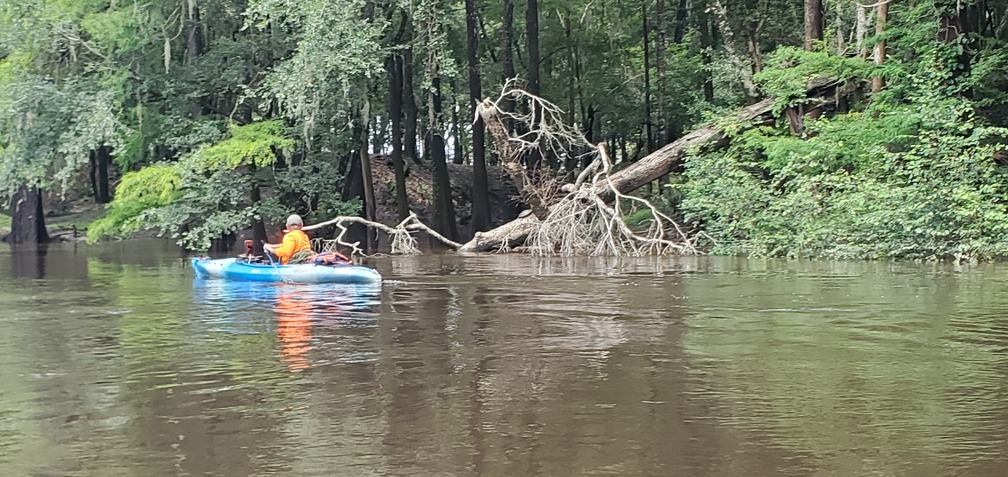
[193,279,382,371]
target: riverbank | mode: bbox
[0,198,103,242]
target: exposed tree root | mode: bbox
[525,144,697,256]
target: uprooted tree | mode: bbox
[312,79,844,257]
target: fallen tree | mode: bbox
[456,91,779,253]
[312,80,844,256]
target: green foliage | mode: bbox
[273,161,361,220]
[247,0,385,137]
[0,73,129,196]
[88,120,359,251]
[197,120,295,171]
[754,47,873,113]
[678,83,1008,261]
[87,163,181,241]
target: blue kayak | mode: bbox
[191,257,382,284]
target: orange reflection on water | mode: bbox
[274,289,313,372]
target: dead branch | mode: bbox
[304,211,461,256]
[476,78,594,219]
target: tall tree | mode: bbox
[872,0,889,93]
[804,0,824,50]
[0,2,128,245]
[403,44,420,165]
[465,0,491,232]
[526,0,547,169]
[421,0,459,242]
[656,0,668,144]
[387,53,410,220]
[525,0,541,97]
[643,0,654,151]
[358,109,379,251]
[673,0,688,43]
[698,2,715,102]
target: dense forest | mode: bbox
[1,0,1007,260]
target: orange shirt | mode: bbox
[274,229,311,264]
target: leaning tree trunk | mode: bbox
[594,98,776,202]
[8,186,49,244]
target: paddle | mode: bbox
[262,240,293,284]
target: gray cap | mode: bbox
[286,214,303,227]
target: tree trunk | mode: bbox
[466,0,491,232]
[90,146,112,203]
[8,186,49,244]
[525,0,545,170]
[480,100,551,219]
[428,78,459,242]
[594,98,776,202]
[359,106,378,252]
[563,14,577,128]
[673,0,688,43]
[89,150,98,203]
[699,4,714,102]
[185,1,204,65]
[856,5,869,58]
[386,54,409,220]
[872,2,888,93]
[403,43,420,165]
[711,0,759,99]
[341,146,363,203]
[526,0,540,96]
[642,0,654,152]
[501,0,516,126]
[938,3,974,94]
[804,0,824,50]
[249,177,268,255]
[656,0,667,145]
[452,97,465,165]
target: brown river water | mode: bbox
[0,240,1006,476]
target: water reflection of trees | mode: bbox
[678,261,1008,476]
[373,267,703,475]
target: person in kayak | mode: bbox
[264,214,314,264]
